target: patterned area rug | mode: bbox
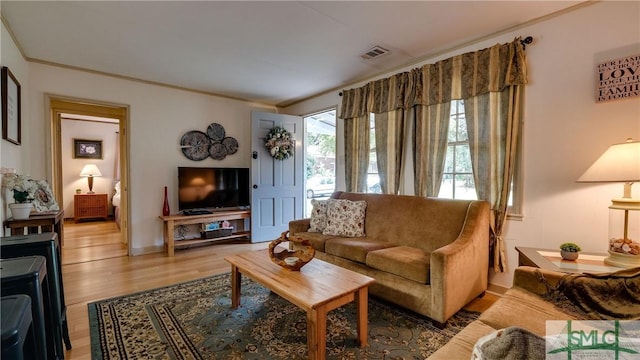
[89,273,478,359]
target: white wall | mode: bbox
[282,2,640,288]
[24,64,275,254]
[61,119,119,218]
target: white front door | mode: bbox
[251,111,304,242]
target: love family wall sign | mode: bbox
[596,53,640,102]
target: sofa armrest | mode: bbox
[289,218,311,235]
[430,200,490,324]
[512,266,565,297]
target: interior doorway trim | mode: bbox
[46,95,130,252]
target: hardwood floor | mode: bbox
[61,223,499,359]
[62,220,127,265]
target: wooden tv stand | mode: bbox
[159,209,250,256]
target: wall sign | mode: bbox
[596,54,640,102]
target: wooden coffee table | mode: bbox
[224,250,375,360]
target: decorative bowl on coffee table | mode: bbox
[269,231,315,271]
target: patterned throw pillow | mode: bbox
[323,199,367,237]
[309,199,328,233]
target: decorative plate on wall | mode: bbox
[209,142,227,160]
[222,137,239,154]
[180,130,210,161]
[179,123,239,161]
[207,123,226,142]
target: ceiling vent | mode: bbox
[361,46,390,60]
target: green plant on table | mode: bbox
[559,242,581,252]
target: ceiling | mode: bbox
[2,1,584,107]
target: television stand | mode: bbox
[159,209,251,256]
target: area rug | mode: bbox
[89,273,478,359]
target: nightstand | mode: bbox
[74,193,108,222]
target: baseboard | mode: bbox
[130,245,164,256]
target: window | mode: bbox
[438,100,477,200]
[438,100,522,217]
[367,114,381,193]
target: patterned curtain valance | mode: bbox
[339,37,528,119]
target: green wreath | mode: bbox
[264,127,294,160]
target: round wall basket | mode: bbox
[180,122,238,161]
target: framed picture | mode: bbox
[1,66,21,145]
[74,139,103,159]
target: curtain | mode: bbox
[413,103,450,197]
[465,87,523,272]
[340,38,528,270]
[114,131,121,181]
[374,110,404,194]
[369,73,407,194]
[344,114,370,192]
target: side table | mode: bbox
[4,210,65,246]
[1,232,72,355]
[515,246,623,274]
[74,193,108,222]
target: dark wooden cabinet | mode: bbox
[74,194,108,222]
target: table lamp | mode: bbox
[577,138,640,267]
[79,164,102,194]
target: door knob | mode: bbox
[253,184,258,189]
[252,151,258,159]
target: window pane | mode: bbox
[457,117,468,141]
[444,145,454,172]
[438,174,453,198]
[447,120,457,142]
[454,174,477,200]
[454,144,472,172]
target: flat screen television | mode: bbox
[178,167,250,211]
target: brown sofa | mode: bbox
[289,191,490,325]
[429,266,640,359]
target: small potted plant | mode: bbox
[2,173,36,219]
[559,242,581,261]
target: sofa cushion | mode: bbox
[324,237,394,263]
[293,232,338,252]
[308,199,328,233]
[366,246,430,284]
[323,199,367,237]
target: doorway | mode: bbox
[48,97,130,263]
[303,109,336,217]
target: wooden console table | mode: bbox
[159,210,251,256]
[4,210,65,247]
[515,246,622,274]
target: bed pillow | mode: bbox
[323,199,367,237]
[308,199,328,233]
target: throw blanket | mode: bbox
[471,327,545,360]
[539,267,640,320]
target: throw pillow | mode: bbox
[308,199,328,233]
[323,199,366,237]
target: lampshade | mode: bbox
[577,138,640,268]
[577,139,640,184]
[79,164,102,194]
[79,164,103,177]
